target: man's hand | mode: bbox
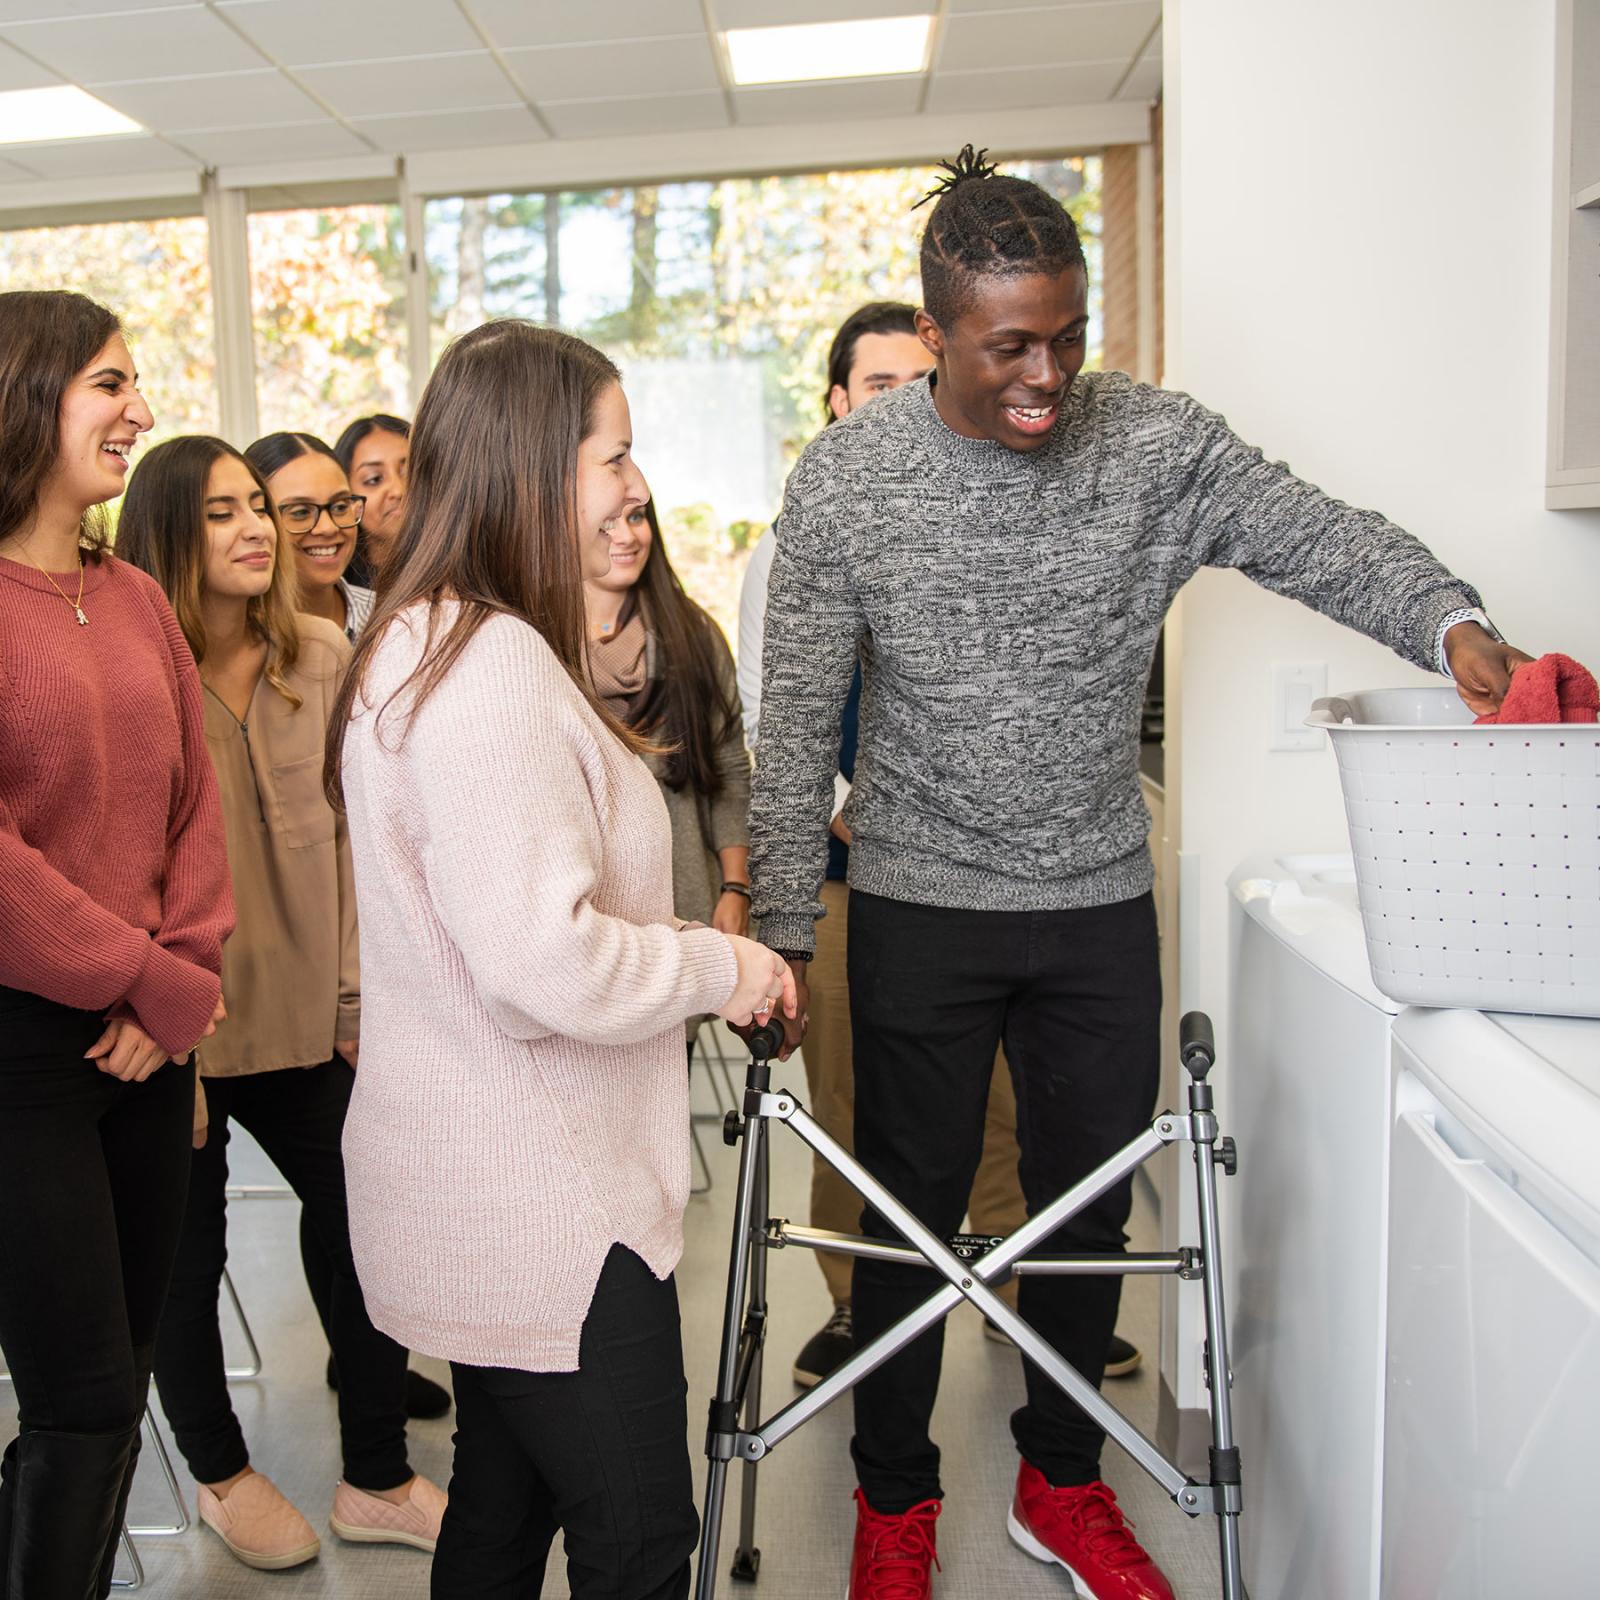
[86,1018,170,1082]
[1445,622,1535,717]
[775,957,809,1061]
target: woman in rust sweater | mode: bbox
[0,291,233,1595]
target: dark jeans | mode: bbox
[432,1244,697,1600]
[152,1057,411,1490]
[846,890,1162,1510]
[0,986,193,1591]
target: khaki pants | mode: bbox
[804,879,1025,1308]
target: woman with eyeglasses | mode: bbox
[243,433,374,642]
[118,437,447,1571]
[240,439,454,1427]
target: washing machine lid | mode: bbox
[1393,1008,1600,1225]
[1230,852,1399,1014]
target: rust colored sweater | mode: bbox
[0,552,234,1056]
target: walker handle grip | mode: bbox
[1179,1011,1216,1077]
[748,1018,786,1064]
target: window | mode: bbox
[0,215,218,445]
[426,158,1101,637]
[248,203,408,447]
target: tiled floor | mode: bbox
[5,1029,1227,1598]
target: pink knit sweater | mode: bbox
[340,605,738,1371]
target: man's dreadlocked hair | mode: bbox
[916,145,1086,326]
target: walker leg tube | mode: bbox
[693,1103,768,1600]
[1194,1126,1244,1598]
[731,1133,770,1581]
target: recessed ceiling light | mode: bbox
[725,15,934,87]
[0,85,144,146]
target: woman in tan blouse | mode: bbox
[117,437,446,1573]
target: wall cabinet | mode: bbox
[1549,0,1600,508]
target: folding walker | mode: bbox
[694,1010,1244,1599]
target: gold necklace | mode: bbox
[21,545,88,626]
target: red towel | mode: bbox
[1475,653,1599,725]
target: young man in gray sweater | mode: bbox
[748,148,1527,1600]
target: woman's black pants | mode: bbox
[0,987,193,1599]
[431,1244,698,1600]
[151,1056,412,1491]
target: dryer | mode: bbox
[1228,854,1400,1600]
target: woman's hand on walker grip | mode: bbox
[719,936,799,1033]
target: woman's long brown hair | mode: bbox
[325,320,642,805]
[117,435,304,705]
[0,290,122,558]
[618,501,740,799]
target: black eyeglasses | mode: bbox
[278,494,365,534]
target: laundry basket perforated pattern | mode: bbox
[1308,689,1600,1018]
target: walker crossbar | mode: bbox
[693,1011,1245,1600]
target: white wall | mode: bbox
[1160,0,1600,1413]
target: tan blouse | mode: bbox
[197,615,359,1076]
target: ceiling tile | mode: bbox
[2,131,197,175]
[295,51,516,118]
[926,59,1122,113]
[0,2,203,18]
[349,105,545,153]
[715,0,934,23]
[166,117,370,164]
[93,68,323,132]
[1116,54,1160,101]
[542,90,728,141]
[0,37,56,90]
[4,8,268,84]
[217,0,483,68]
[504,35,721,102]
[468,0,704,50]
[732,74,922,126]
[938,3,1156,71]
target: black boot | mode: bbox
[94,1428,144,1599]
[3,1424,138,1600]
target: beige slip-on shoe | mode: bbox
[330,1473,448,1552]
[197,1473,321,1570]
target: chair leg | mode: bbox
[109,1524,145,1591]
[127,1406,188,1537]
[221,1266,263,1380]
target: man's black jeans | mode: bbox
[845,889,1162,1511]
[152,1056,412,1491]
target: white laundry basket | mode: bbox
[1307,688,1600,1018]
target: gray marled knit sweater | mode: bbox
[749,371,1481,955]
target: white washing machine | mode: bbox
[1228,853,1400,1600]
[1383,1008,1600,1596]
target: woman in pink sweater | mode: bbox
[328,319,794,1597]
[0,291,233,1595]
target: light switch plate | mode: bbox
[1270,661,1327,751]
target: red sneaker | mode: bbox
[1006,1463,1175,1600]
[848,1488,941,1599]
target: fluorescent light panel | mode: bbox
[0,86,143,146]
[725,15,934,87]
